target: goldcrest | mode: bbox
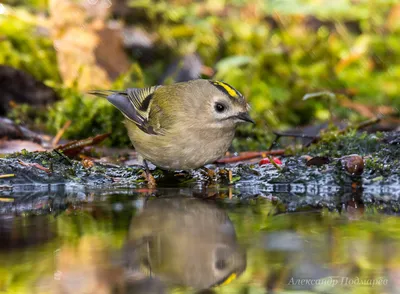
[90,79,254,170]
[125,197,246,290]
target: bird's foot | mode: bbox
[200,167,216,179]
[142,160,156,188]
[141,170,156,188]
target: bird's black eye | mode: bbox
[215,103,226,113]
[215,259,227,270]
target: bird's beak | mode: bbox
[236,112,255,124]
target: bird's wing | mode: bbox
[89,86,161,135]
[126,87,159,121]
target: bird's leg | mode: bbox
[143,159,156,188]
[200,166,216,180]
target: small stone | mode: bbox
[340,154,364,176]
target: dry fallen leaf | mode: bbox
[49,0,130,90]
[55,133,110,157]
[306,156,331,167]
[0,140,45,154]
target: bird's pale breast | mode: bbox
[126,120,235,170]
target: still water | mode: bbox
[0,184,399,294]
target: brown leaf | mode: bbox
[0,140,45,154]
[52,120,72,147]
[55,133,110,157]
[94,27,131,80]
[49,0,130,90]
[306,156,331,167]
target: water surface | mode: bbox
[0,184,399,294]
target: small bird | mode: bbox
[90,79,254,171]
[125,197,247,290]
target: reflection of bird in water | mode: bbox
[124,197,247,291]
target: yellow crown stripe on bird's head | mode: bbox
[221,272,237,286]
[212,271,238,288]
[210,81,242,100]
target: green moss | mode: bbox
[2,150,144,186]
[306,130,379,157]
[46,87,131,147]
[304,131,400,177]
[3,0,48,10]
[0,13,60,83]
[1,1,400,149]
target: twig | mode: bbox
[216,150,285,164]
[266,155,282,171]
[55,133,110,157]
[340,116,382,134]
[54,149,73,165]
[273,131,316,139]
[52,120,72,147]
[0,174,15,179]
[17,159,51,174]
[303,116,382,147]
[306,116,382,146]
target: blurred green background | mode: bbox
[1,0,399,150]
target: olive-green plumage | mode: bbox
[90,79,253,170]
[125,198,246,290]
